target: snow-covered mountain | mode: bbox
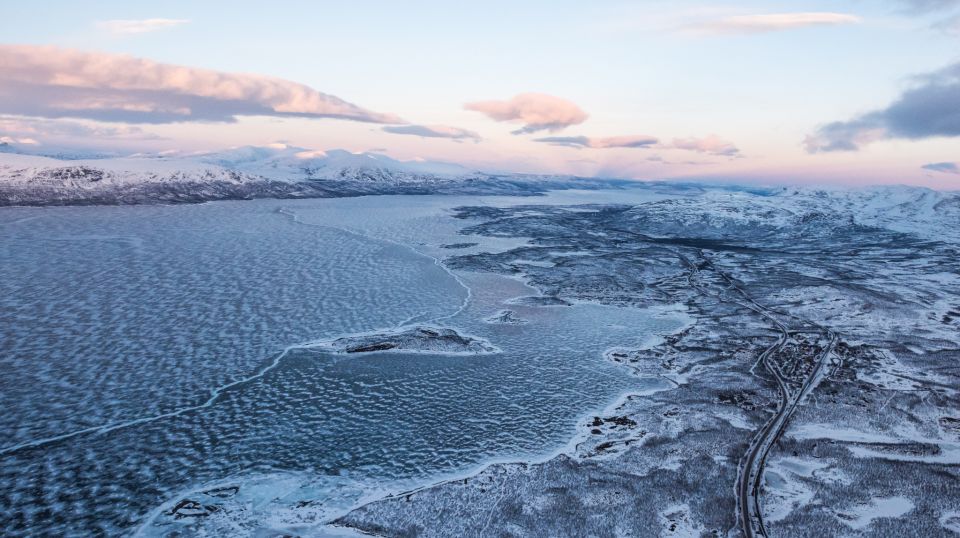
[0,143,629,206]
[197,144,477,181]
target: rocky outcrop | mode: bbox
[312,326,499,355]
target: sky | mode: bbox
[1,0,959,187]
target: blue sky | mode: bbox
[1,0,959,186]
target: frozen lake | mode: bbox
[0,190,689,536]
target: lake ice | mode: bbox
[0,191,688,536]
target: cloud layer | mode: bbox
[534,133,740,157]
[806,61,960,152]
[96,19,190,35]
[0,45,401,124]
[534,135,658,148]
[0,115,161,141]
[692,12,860,34]
[465,93,588,134]
[382,124,480,141]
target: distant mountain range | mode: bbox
[0,142,633,206]
[1,142,958,243]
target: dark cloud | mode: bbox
[806,61,960,152]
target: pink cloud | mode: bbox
[0,45,402,124]
[464,93,588,134]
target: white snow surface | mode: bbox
[838,496,915,530]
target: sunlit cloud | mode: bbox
[383,124,480,141]
[690,12,860,34]
[0,45,402,124]
[922,161,960,174]
[96,18,191,35]
[805,61,960,152]
[464,93,588,134]
[533,135,658,149]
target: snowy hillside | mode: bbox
[772,185,960,241]
[625,185,960,243]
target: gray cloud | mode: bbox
[382,124,480,141]
[806,61,960,152]
[892,0,960,36]
[922,161,960,174]
[535,133,741,158]
[895,0,960,13]
[0,45,402,125]
[932,15,960,34]
[533,135,659,149]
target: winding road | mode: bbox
[686,251,838,538]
